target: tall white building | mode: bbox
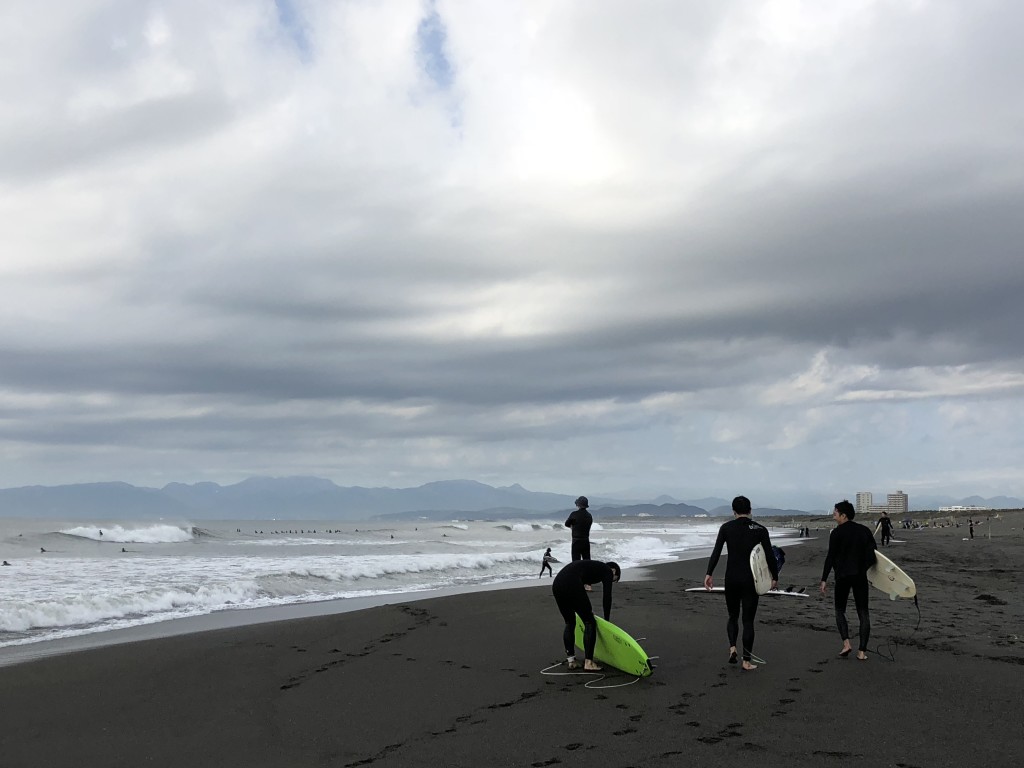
[886,491,909,516]
[855,492,873,516]
[855,489,909,517]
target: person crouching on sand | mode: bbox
[552,559,620,671]
[820,499,876,661]
[703,495,778,671]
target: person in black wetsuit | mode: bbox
[820,499,876,661]
[876,510,893,546]
[703,495,778,671]
[539,547,556,578]
[552,559,620,671]
[564,496,594,562]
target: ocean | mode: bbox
[0,515,799,655]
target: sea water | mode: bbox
[0,515,797,651]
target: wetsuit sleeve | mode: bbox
[564,512,575,528]
[821,530,836,582]
[761,528,778,580]
[602,573,613,621]
[706,526,727,575]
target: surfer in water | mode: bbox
[703,496,778,671]
[564,496,593,562]
[552,559,620,671]
[819,499,876,661]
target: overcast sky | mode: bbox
[2,1,1022,505]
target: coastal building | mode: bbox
[855,490,909,517]
[938,505,991,512]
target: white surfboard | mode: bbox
[749,543,772,595]
[867,550,916,600]
[685,587,808,598]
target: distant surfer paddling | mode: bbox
[552,559,620,671]
[820,499,876,661]
[703,496,778,671]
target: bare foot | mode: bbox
[567,660,580,670]
[741,661,758,671]
[583,661,603,671]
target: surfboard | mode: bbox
[685,587,809,598]
[574,615,653,677]
[749,543,772,595]
[867,550,916,600]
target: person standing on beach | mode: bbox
[552,559,620,671]
[564,496,593,561]
[820,499,876,661]
[539,547,556,578]
[876,510,893,546]
[703,496,778,671]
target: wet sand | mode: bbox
[1,513,1022,767]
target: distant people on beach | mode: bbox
[539,547,556,578]
[820,499,876,661]
[969,518,975,539]
[703,496,778,671]
[876,510,893,546]
[552,559,620,671]
[564,496,593,562]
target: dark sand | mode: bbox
[2,514,1022,767]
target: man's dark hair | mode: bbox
[732,495,752,515]
[835,499,855,519]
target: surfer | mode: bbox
[1,560,10,566]
[819,500,876,661]
[552,559,620,671]
[539,547,556,578]
[564,496,593,562]
[703,496,778,671]
[876,511,893,546]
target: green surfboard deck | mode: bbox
[574,615,653,677]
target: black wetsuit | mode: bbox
[552,560,615,660]
[821,520,876,652]
[540,552,554,577]
[564,508,593,561]
[878,515,893,546]
[705,517,778,661]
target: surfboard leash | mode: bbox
[870,593,922,663]
[540,661,644,689]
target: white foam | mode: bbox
[58,524,193,544]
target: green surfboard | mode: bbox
[574,615,653,677]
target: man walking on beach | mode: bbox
[565,496,594,562]
[820,499,876,661]
[552,559,620,671]
[539,547,556,577]
[876,510,893,546]
[703,496,778,671]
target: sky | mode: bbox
[2,1,1023,507]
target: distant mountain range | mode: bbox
[0,478,1018,521]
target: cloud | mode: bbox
[1,1,1023,505]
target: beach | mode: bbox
[1,513,1021,767]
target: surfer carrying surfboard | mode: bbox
[703,496,778,671]
[552,559,621,671]
[819,500,877,661]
